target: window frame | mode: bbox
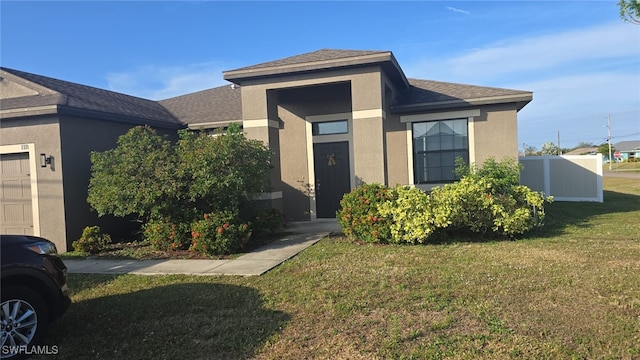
[412,118,469,184]
[401,109,480,188]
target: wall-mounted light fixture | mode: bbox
[40,153,52,168]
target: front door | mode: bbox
[313,142,351,218]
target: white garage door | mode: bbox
[1,152,34,235]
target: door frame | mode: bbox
[305,112,355,220]
[0,143,41,236]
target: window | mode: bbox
[312,120,348,135]
[412,119,468,183]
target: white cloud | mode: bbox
[105,62,229,100]
[514,72,640,147]
[446,6,470,15]
[405,22,640,84]
[399,21,640,148]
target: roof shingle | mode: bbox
[1,67,182,127]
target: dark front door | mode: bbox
[314,142,351,218]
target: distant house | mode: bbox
[565,147,598,156]
[613,140,640,161]
[1,49,532,251]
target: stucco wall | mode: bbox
[0,116,67,251]
[276,83,352,220]
[239,68,387,221]
[471,105,519,164]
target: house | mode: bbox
[1,49,532,251]
[613,140,640,161]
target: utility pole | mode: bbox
[607,114,612,171]
[557,131,562,155]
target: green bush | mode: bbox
[339,159,552,243]
[378,185,447,244]
[249,208,287,238]
[72,226,112,254]
[88,123,273,236]
[143,219,190,251]
[430,171,552,238]
[337,183,394,243]
[431,177,497,235]
[190,211,252,255]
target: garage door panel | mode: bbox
[0,152,34,235]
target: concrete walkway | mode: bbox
[64,219,340,276]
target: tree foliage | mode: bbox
[176,124,272,215]
[541,142,559,155]
[87,126,177,220]
[619,0,640,24]
[597,142,615,156]
[87,123,273,225]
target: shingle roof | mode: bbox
[2,50,534,127]
[229,49,388,71]
[1,67,182,128]
[613,140,640,151]
[223,49,409,89]
[159,84,242,126]
[391,79,533,112]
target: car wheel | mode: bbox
[1,287,49,360]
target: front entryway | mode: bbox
[313,142,351,218]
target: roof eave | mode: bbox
[57,106,185,129]
[391,93,533,114]
[223,51,410,89]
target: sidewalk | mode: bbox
[64,219,340,276]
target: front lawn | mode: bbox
[39,177,640,359]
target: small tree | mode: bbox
[176,123,272,216]
[88,123,273,250]
[541,142,559,155]
[87,126,177,222]
[597,142,615,156]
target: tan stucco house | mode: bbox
[1,49,532,251]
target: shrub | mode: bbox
[337,183,394,243]
[190,211,252,255]
[430,176,552,238]
[455,157,522,196]
[143,219,190,251]
[431,177,496,235]
[378,185,447,244]
[72,226,112,254]
[250,208,287,238]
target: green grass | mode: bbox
[38,177,640,359]
[606,161,640,172]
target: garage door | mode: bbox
[0,152,34,235]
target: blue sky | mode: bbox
[2,1,639,149]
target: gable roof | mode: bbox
[392,79,532,113]
[0,67,183,129]
[223,49,409,89]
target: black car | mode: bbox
[1,235,71,359]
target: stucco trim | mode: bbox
[0,105,58,118]
[0,143,41,236]
[353,109,385,120]
[243,119,280,128]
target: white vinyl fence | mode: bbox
[519,155,603,202]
